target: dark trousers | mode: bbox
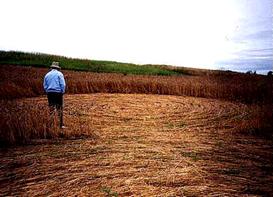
[47,92,64,128]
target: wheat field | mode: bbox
[0,94,273,196]
[0,64,272,196]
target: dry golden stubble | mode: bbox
[0,94,272,196]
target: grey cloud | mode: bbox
[243,30,272,40]
[235,48,273,59]
[246,48,273,53]
[230,16,273,44]
[239,17,272,30]
[248,54,273,58]
[231,29,272,44]
[217,58,272,71]
[217,46,273,72]
[216,1,273,73]
[219,58,272,66]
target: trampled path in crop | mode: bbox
[1,94,273,196]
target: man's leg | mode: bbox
[57,105,64,128]
[47,92,65,128]
[56,93,64,128]
[47,93,56,127]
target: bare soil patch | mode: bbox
[0,94,272,196]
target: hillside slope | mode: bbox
[0,50,240,76]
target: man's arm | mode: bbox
[59,73,66,94]
[43,76,48,92]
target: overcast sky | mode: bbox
[0,0,272,74]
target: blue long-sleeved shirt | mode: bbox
[43,69,66,93]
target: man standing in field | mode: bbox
[43,62,66,129]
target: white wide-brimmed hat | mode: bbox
[50,61,61,69]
